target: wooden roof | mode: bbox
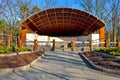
[22,8,105,37]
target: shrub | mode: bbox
[94,47,120,56]
[17,47,26,52]
[11,45,17,51]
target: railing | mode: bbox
[0,33,119,52]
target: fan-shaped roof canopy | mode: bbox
[22,8,105,37]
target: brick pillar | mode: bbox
[33,39,38,51]
[105,40,109,48]
[0,40,2,46]
[6,39,10,47]
[22,27,26,46]
[51,39,55,51]
[116,40,120,47]
[89,40,93,51]
[18,40,22,48]
[71,39,75,51]
[99,26,105,47]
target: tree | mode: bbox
[109,0,120,42]
[20,4,29,20]
[0,19,8,33]
[40,0,57,10]
[30,6,41,15]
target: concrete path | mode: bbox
[0,51,120,80]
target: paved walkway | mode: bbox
[0,51,120,80]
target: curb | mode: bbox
[0,51,35,57]
[0,54,43,75]
[79,53,120,75]
[94,52,120,59]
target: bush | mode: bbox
[0,46,12,54]
[0,45,32,54]
[94,47,120,56]
[11,45,17,51]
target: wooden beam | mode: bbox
[45,10,53,33]
[82,19,98,35]
[33,39,38,51]
[22,27,26,46]
[51,39,55,51]
[37,13,52,35]
[28,18,40,34]
[54,9,59,34]
[79,14,90,31]
[69,9,73,34]
[99,26,105,47]
[71,39,75,51]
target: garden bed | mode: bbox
[84,52,120,70]
[0,51,44,68]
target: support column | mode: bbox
[116,40,120,47]
[18,40,22,48]
[0,40,2,46]
[6,39,10,47]
[22,27,26,46]
[9,34,12,46]
[51,39,55,51]
[107,33,110,47]
[105,40,109,48]
[89,40,93,51]
[71,39,75,51]
[99,26,105,47]
[33,39,38,51]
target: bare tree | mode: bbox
[109,0,120,42]
[40,0,58,10]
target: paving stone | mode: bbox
[0,51,119,80]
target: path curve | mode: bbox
[0,51,119,80]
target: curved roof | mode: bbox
[22,8,105,37]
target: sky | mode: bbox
[32,0,81,10]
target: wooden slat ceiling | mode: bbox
[22,8,105,37]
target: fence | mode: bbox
[0,33,120,52]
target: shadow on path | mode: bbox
[31,66,69,80]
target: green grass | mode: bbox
[95,47,120,56]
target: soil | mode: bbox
[84,52,120,70]
[0,51,44,68]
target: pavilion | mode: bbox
[21,8,105,51]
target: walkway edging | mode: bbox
[79,53,120,75]
[0,53,45,75]
[0,51,35,57]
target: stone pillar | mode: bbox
[33,39,38,51]
[71,39,75,51]
[116,40,120,47]
[51,39,55,51]
[105,40,109,48]
[99,26,105,47]
[18,40,22,48]
[89,40,93,51]
[0,40,2,46]
[6,39,10,47]
[22,27,26,46]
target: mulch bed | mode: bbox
[0,51,44,68]
[84,52,120,70]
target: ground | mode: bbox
[0,51,119,80]
[84,52,120,70]
[0,51,44,68]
